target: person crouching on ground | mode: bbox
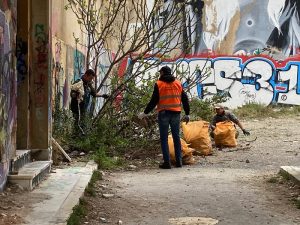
[210,104,250,138]
[138,66,190,169]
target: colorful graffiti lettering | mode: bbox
[73,49,85,81]
[0,4,17,190]
[129,55,300,108]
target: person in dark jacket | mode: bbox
[70,69,108,135]
[210,104,250,138]
[138,66,190,169]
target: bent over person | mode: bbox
[70,69,108,135]
[138,66,190,169]
[210,104,250,138]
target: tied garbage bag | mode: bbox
[213,121,237,147]
[182,121,212,156]
[168,135,195,165]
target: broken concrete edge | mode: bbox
[279,166,300,185]
[64,161,98,224]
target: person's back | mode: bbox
[139,66,190,169]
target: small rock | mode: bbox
[15,184,24,191]
[0,213,7,217]
[102,193,114,198]
[99,185,107,189]
[246,159,250,163]
[128,165,137,169]
[70,150,79,157]
[84,222,89,224]
[80,152,86,156]
[100,171,105,177]
[100,217,107,223]
[118,220,123,225]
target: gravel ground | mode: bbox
[83,117,300,225]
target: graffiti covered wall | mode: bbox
[0,1,17,190]
[51,0,87,110]
[51,37,86,109]
[51,0,108,113]
[140,0,300,108]
[131,55,300,108]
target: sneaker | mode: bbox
[159,162,171,169]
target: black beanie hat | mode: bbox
[159,66,172,76]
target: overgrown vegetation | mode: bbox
[85,170,102,197]
[234,103,300,119]
[67,170,102,224]
[53,91,300,170]
[189,94,228,121]
[67,198,87,225]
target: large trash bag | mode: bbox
[182,121,212,156]
[168,135,195,165]
[213,121,237,147]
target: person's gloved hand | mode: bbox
[101,94,109,99]
[138,112,147,120]
[242,129,250,136]
[181,115,190,124]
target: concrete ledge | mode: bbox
[10,150,31,173]
[279,166,300,185]
[8,161,51,190]
[23,161,97,225]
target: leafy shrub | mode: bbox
[189,94,228,122]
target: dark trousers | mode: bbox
[71,99,85,135]
[158,111,182,164]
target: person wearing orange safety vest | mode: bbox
[138,66,190,169]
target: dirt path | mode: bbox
[84,117,300,225]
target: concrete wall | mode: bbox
[129,0,300,109]
[51,0,86,110]
[0,0,17,190]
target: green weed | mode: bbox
[294,198,300,209]
[267,176,279,183]
[67,198,87,225]
[85,170,102,196]
[94,145,124,170]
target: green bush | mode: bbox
[67,198,87,225]
[94,145,124,169]
[189,94,228,122]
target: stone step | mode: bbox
[8,161,52,190]
[280,166,300,185]
[10,150,31,173]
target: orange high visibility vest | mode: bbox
[156,80,182,112]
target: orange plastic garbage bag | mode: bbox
[213,121,237,147]
[182,121,212,156]
[168,135,195,165]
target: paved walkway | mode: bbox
[22,161,97,225]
